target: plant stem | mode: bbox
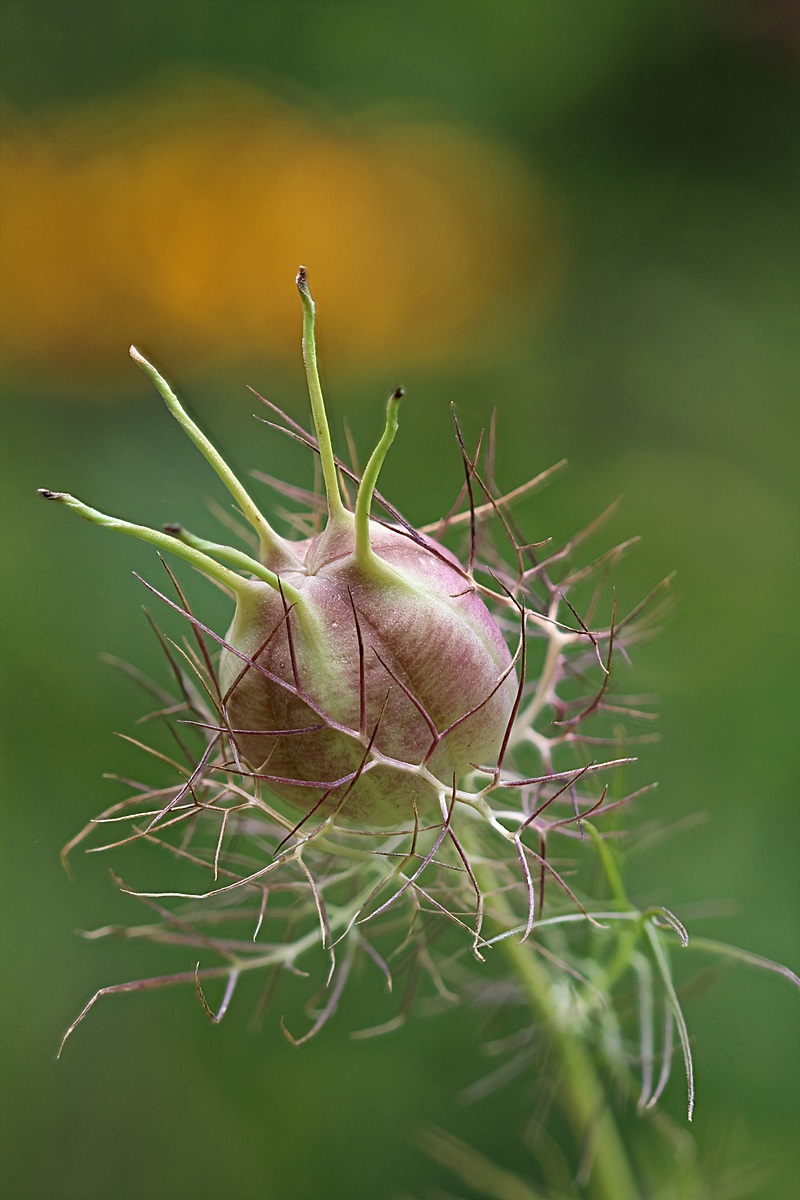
[296,268,349,528]
[477,862,641,1200]
[129,346,295,567]
[354,387,403,566]
[38,490,261,600]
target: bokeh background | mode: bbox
[1,2,798,1197]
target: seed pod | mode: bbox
[40,269,517,827]
[221,518,516,826]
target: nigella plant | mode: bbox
[43,271,797,1200]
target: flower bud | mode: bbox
[221,518,516,826]
[40,268,517,828]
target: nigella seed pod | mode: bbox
[221,521,516,826]
[41,269,517,828]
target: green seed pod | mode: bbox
[221,518,516,826]
[40,268,517,828]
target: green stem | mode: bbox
[582,822,639,991]
[129,346,296,568]
[584,821,629,909]
[164,525,301,601]
[476,858,641,1200]
[354,388,404,565]
[39,491,260,600]
[295,268,349,528]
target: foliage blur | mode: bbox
[1,73,548,385]
[1,3,797,1199]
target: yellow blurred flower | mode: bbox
[0,75,554,389]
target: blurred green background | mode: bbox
[1,2,798,1197]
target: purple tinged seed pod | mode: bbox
[40,268,517,827]
[221,520,517,826]
[222,271,516,825]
